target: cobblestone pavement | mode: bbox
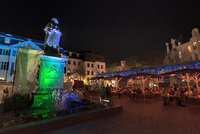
[45,95,200,134]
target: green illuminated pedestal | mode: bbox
[32,55,67,110]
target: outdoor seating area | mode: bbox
[90,68,200,109]
[160,86,200,107]
[129,88,160,101]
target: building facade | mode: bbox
[64,50,106,85]
[165,28,200,64]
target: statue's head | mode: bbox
[51,18,59,25]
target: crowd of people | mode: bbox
[161,85,199,106]
[72,82,200,108]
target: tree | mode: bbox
[124,55,140,68]
[106,61,120,72]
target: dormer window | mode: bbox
[5,37,11,44]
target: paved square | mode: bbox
[45,96,200,134]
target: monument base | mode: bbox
[32,55,67,110]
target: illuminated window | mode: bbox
[67,69,71,74]
[193,42,197,45]
[4,37,11,44]
[0,77,5,80]
[179,51,181,58]
[188,46,192,52]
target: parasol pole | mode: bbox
[155,77,164,91]
[141,75,151,91]
[131,78,136,90]
[192,72,200,95]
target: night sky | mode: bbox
[1,0,200,62]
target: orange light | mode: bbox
[198,95,200,98]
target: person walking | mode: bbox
[100,84,106,100]
[106,84,111,100]
[118,89,122,98]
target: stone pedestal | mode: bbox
[32,55,67,109]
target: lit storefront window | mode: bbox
[188,45,192,52]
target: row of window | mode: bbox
[87,63,104,69]
[67,69,76,74]
[67,60,104,69]
[65,67,104,75]
[0,49,10,56]
[0,49,17,56]
[68,60,81,66]
[87,71,94,75]
[87,71,104,75]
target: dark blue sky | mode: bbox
[0,0,200,61]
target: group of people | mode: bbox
[100,84,112,100]
[161,85,199,106]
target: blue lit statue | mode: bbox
[44,18,62,56]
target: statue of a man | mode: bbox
[44,18,62,56]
